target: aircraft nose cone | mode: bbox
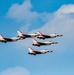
[51,51,53,52]
[55,42,58,44]
[60,34,63,36]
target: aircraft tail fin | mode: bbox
[17,30,23,36]
[33,38,38,44]
[0,34,4,40]
[28,47,34,53]
[37,31,44,36]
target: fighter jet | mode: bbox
[0,34,20,43]
[17,30,38,40]
[32,38,58,47]
[37,31,63,40]
[28,47,53,55]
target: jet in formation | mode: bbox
[17,30,38,40]
[37,31,63,40]
[28,47,53,55]
[0,34,20,43]
[32,38,58,47]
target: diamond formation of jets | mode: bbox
[0,30,63,55]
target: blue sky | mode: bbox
[0,0,74,75]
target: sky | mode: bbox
[0,0,74,75]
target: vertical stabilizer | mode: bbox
[0,35,4,40]
[37,31,44,36]
[33,38,38,44]
[28,47,34,53]
[17,30,23,36]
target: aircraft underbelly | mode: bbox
[26,35,31,37]
[5,38,12,41]
[36,52,41,54]
[40,43,46,45]
[45,36,51,38]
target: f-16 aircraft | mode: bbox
[0,34,20,43]
[17,30,38,40]
[28,47,53,55]
[37,31,63,40]
[32,38,58,47]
